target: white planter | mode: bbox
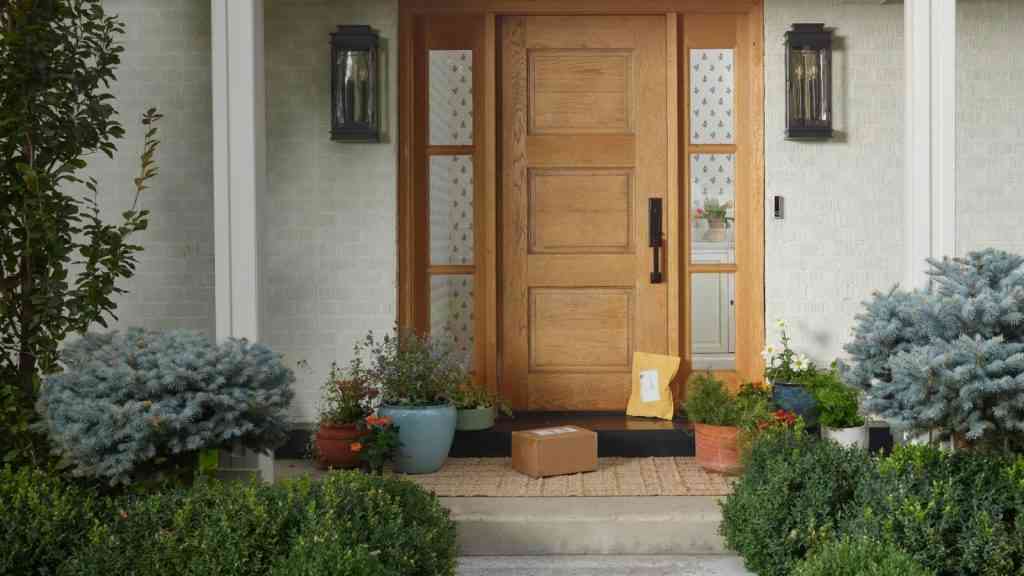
[823,425,868,449]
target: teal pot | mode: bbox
[456,406,496,431]
[379,404,456,474]
[772,382,819,427]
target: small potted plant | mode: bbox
[810,367,867,448]
[763,319,819,426]
[685,374,773,474]
[349,328,464,474]
[695,198,734,242]
[351,415,402,475]
[314,363,375,469]
[451,384,512,431]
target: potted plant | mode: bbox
[349,329,464,474]
[451,384,512,431]
[695,198,734,242]
[763,319,819,426]
[314,362,375,469]
[351,415,402,475]
[685,374,773,474]
[810,367,867,448]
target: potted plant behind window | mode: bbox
[349,329,463,474]
[695,198,734,242]
[315,362,375,469]
[685,374,773,474]
[811,367,868,448]
[763,320,819,426]
[451,384,512,431]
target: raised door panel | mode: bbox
[529,169,633,254]
[529,288,633,371]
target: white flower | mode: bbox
[761,345,776,361]
[771,356,782,368]
[794,354,810,372]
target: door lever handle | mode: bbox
[649,198,663,284]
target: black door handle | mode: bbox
[649,198,663,284]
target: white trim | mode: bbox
[212,0,272,482]
[904,0,957,289]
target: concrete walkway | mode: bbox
[457,555,753,575]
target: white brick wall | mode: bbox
[764,0,905,364]
[264,0,399,422]
[91,0,215,336]
[957,0,1024,255]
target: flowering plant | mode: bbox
[353,415,400,475]
[695,198,734,227]
[762,320,814,385]
[319,362,377,426]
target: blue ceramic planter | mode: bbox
[379,404,456,474]
[772,383,819,426]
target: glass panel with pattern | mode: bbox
[690,48,735,145]
[690,153,736,264]
[429,155,474,265]
[430,275,474,370]
[429,50,474,146]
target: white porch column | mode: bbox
[904,0,957,289]
[212,0,273,482]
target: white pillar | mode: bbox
[212,0,273,482]
[904,0,957,289]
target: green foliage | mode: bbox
[0,0,162,467]
[843,250,1024,448]
[319,362,375,425]
[37,329,295,486]
[359,416,401,474]
[0,466,107,576]
[685,374,772,430]
[450,383,512,416]
[720,428,875,576]
[793,536,934,576]
[349,328,466,407]
[60,473,457,576]
[805,366,865,429]
[844,446,1024,576]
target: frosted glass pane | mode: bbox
[429,50,474,146]
[691,273,735,370]
[690,49,735,144]
[429,155,474,265]
[691,153,735,264]
[431,275,474,369]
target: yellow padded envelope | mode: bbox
[626,352,681,420]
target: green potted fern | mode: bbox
[348,329,464,474]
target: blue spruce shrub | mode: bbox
[843,249,1024,448]
[37,329,294,485]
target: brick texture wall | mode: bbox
[957,0,1024,256]
[764,0,905,364]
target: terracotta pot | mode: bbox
[694,423,743,475]
[315,423,363,469]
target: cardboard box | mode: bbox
[511,426,598,478]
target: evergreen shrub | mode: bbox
[793,536,934,576]
[37,329,295,485]
[719,428,875,576]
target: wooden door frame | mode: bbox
[398,0,765,395]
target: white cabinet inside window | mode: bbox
[691,242,735,370]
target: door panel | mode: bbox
[502,15,668,411]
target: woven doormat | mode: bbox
[405,457,734,497]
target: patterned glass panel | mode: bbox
[690,154,736,263]
[690,49,735,144]
[429,155,474,265]
[431,275,474,369]
[429,50,474,146]
[690,272,736,370]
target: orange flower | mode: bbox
[350,442,363,453]
[366,415,392,427]
[377,416,392,426]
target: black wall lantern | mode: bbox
[330,25,380,142]
[785,23,833,139]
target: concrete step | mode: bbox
[457,555,752,576]
[442,496,727,556]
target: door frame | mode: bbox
[397,0,765,397]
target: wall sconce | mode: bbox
[330,25,380,142]
[785,23,833,139]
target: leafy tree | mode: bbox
[843,249,1024,450]
[0,0,160,465]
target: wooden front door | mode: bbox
[501,15,670,411]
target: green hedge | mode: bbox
[1,469,456,576]
[719,428,875,576]
[793,536,934,576]
[720,433,1024,576]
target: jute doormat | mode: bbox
[404,457,735,497]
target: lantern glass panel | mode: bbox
[334,47,376,129]
[789,47,830,129]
